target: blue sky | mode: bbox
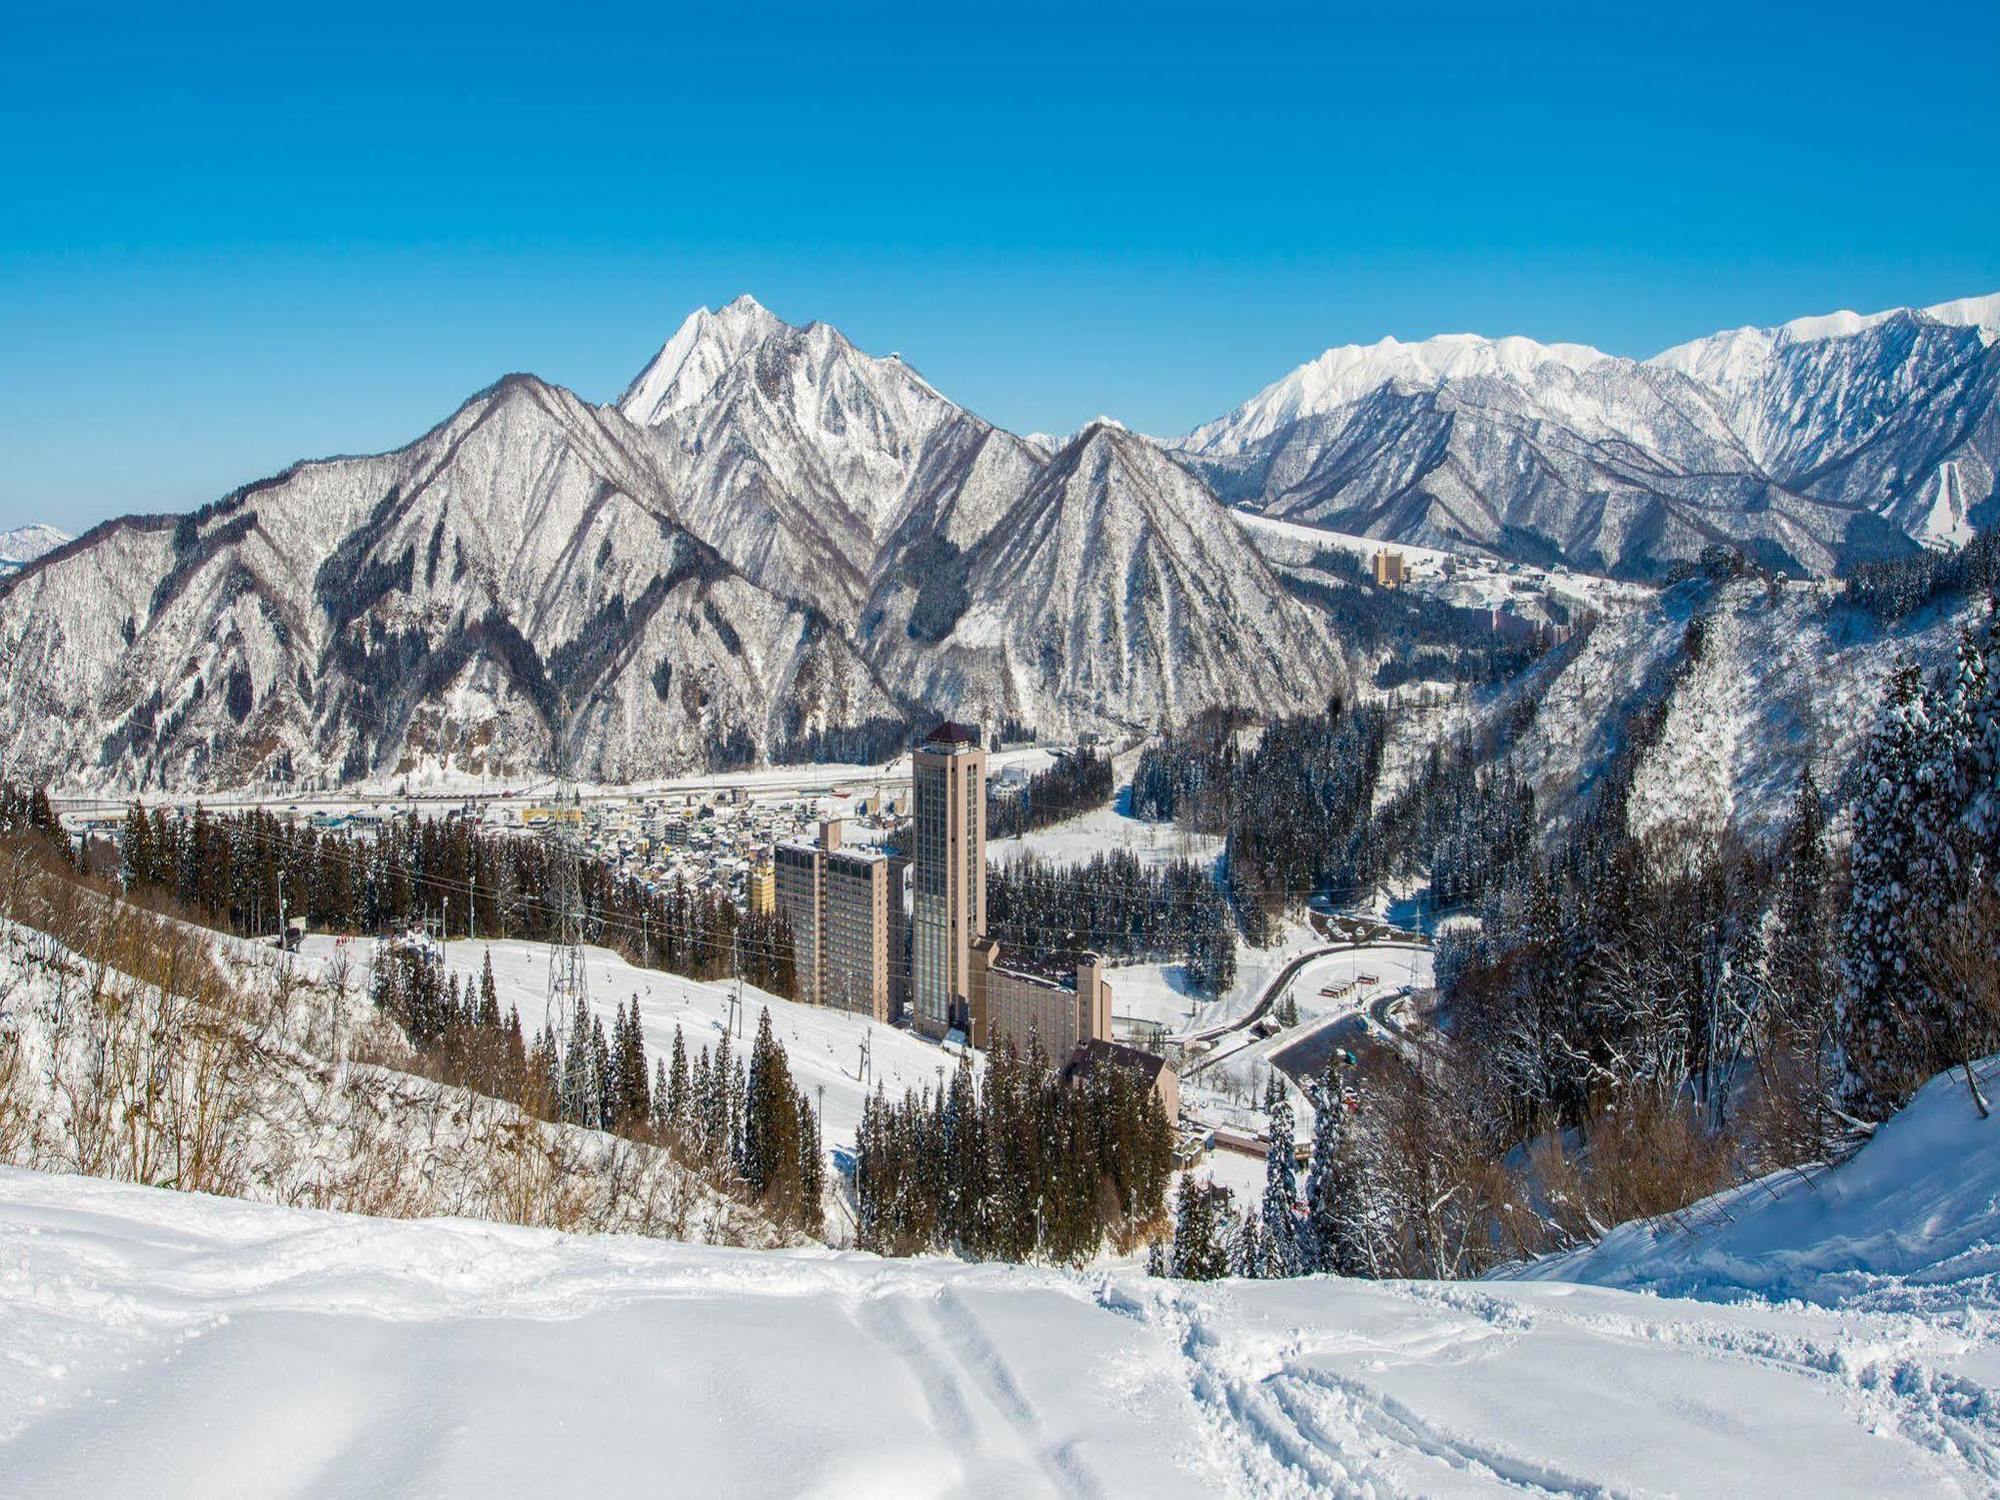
[4,0,1996,535]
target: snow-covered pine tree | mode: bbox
[478,950,500,1029]
[666,1025,690,1137]
[627,1001,652,1124]
[1840,658,1955,1111]
[1260,1080,1305,1276]
[1303,1057,1375,1276]
[1967,603,2000,857]
[1168,1175,1231,1281]
[589,1011,613,1130]
[1230,1206,1266,1278]
[797,1084,824,1233]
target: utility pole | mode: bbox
[731,937,744,1039]
[545,699,589,1073]
[276,868,288,963]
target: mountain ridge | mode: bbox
[1177,290,2000,576]
[6,288,1997,792]
[0,303,1336,792]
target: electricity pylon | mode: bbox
[545,700,588,1071]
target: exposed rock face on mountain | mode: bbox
[0,301,1337,792]
[1178,294,2000,578]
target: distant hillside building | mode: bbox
[912,722,986,1038]
[1372,548,1408,589]
[969,939,1112,1061]
[774,819,891,1022]
[747,860,775,916]
[1063,1038,1180,1123]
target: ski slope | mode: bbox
[299,934,957,1157]
[0,1155,1989,1497]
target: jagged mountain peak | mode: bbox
[1179,288,2000,574]
[617,295,791,426]
[617,295,959,435]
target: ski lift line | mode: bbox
[158,815,1434,982]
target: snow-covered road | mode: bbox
[1,1160,1989,1497]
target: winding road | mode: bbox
[1181,935,1430,1081]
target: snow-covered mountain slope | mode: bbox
[863,423,1340,738]
[1182,333,1613,456]
[619,296,1031,623]
[1599,578,1984,840]
[3,1135,1992,1495]
[313,932,964,1160]
[1182,292,2000,576]
[0,373,900,790]
[0,875,782,1249]
[1334,560,1985,841]
[0,302,1326,792]
[0,523,67,576]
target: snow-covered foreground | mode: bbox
[1520,1055,2000,1321]
[0,1165,1986,1497]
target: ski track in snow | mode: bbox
[3,1159,1995,1497]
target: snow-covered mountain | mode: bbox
[1180,292,2000,577]
[0,300,1337,792]
[0,523,68,576]
[862,422,1333,736]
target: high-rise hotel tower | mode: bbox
[911,722,985,1038]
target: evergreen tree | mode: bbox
[666,1026,691,1137]
[504,1006,527,1101]
[1260,1077,1305,1276]
[690,1046,715,1162]
[478,950,501,1029]
[651,1057,670,1131]
[1230,1206,1266,1278]
[797,1084,824,1233]
[742,1008,806,1220]
[1841,658,1963,1110]
[1168,1176,1232,1281]
[1303,1061,1373,1276]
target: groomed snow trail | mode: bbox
[2,1163,1991,1498]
